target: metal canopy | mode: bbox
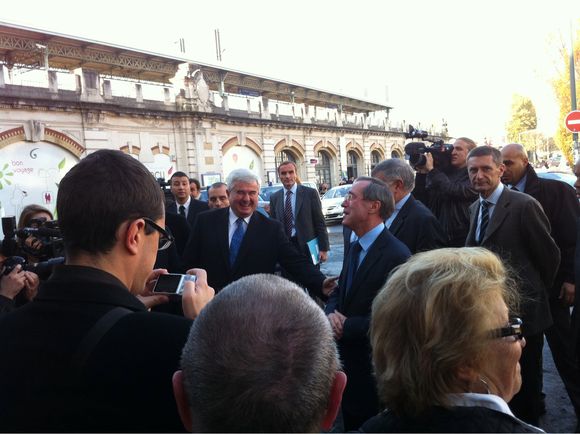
[0,21,392,113]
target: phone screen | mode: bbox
[153,273,196,295]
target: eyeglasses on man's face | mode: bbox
[490,317,523,341]
[142,217,174,251]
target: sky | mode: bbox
[2,0,578,143]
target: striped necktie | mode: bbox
[477,200,490,245]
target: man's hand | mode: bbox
[183,268,215,319]
[0,265,26,300]
[22,271,40,301]
[328,310,347,339]
[319,251,329,263]
[559,282,575,306]
[415,153,434,174]
[322,276,339,296]
[137,268,170,309]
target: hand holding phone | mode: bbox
[153,273,197,297]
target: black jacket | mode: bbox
[414,166,478,246]
[521,164,579,289]
[0,265,192,432]
[359,406,543,433]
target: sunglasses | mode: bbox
[142,217,174,251]
[490,317,523,341]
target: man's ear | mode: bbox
[321,370,347,431]
[172,370,193,432]
[123,219,144,256]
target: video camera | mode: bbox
[157,177,175,205]
[1,216,65,280]
[404,125,454,171]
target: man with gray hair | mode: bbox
[348,159,446,254]
[326,176,410,430]
[183,168,337,296]
[172,274,346,432]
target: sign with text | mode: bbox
[565,110,580,133]
[0,142,78,237]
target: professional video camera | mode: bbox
[1,216,65,280]
[157,177,175,205]
[404,125,454,171]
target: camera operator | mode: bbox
[0,150,214,432]
[17,204,54,264]
[413,137,478,246]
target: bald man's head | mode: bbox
[501,143,529,185]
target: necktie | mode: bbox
[284,190,293,237]
[179,205,186,217]
[345,241,362,293]
[477,200,489,245]
[229,218,245,266]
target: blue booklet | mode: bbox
[307,237,320,265]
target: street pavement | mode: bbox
[320,223,577,433]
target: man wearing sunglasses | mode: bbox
[0,150,214,432]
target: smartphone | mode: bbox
[152,273,196,296]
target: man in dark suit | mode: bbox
[270,160,329,265]
[326,176,411,431]
[0,150,214,432]
[183,168,337,297]
[502,143,580,420]
[465,146,560,425]
[166,171,209,227]
[370,158,446,253]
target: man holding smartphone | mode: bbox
[0,150,214,432]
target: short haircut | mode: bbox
[371,247,518,417]
[208,181,228,192]
[371,158,415,192]
[188,178,201,190]
[57,150,163,257]
[355,176,395,220]
[455,137,477,150]
[467,145,502,166]
[226,168,261,191]
[17,204,53,229]
[277,160,297,173]
[179,274,340,432]
[170,171,188,181]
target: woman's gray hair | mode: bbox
[226,168,261,190]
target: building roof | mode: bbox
[0,21,391,114]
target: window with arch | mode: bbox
[315,150,332,188]
[371,150,382,172]
[347,151,358,180]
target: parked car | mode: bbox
[321,185,352,223]
[537,171,576,188]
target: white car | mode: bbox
[321,185,352,223]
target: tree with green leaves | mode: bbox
[506,94,538,151]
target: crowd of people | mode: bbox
[0,140,579,432]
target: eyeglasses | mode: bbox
[490,317,523,341]
[142,217,174,251]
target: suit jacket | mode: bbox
[466,188,560,335]
[521,165,580,290]
[344,195,447,254]
[166,198,209,227]
[182,207,326,296]
[326,227,410,420]
[0,265,191,432]
[270,184,330,254]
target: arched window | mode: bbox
[371,150,381,172]
[347,151,358,180]
[315,150,332,188]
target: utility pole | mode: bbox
[571,20,578,151]
[214,29,223,62]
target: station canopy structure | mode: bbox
[0,21,391,115]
